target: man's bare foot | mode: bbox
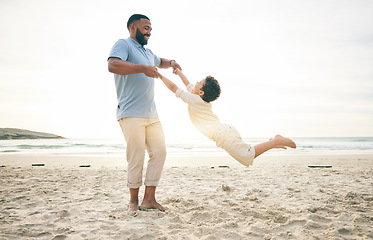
[272,135,296,149]
[128,201,139,212]
[139,200,167,212]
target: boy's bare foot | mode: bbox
[272,135,296,149]
[140,200,167,212]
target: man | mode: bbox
[108,14,181,212]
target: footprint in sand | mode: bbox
[281,219,307,230]
[308,214,332,224]
[273,215,288,224]
[51,235,67,240]
[338,227,353,235]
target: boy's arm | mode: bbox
[174,68,190,87]
[159,74,179,93]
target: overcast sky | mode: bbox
[1,0,372,139]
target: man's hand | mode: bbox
[143,65,160,78]
[170,60,182,72]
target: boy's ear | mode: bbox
[198,90,204,97]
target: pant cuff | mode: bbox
[144,180,159,187]
[127,181,142,189]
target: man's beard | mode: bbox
[136,28,149,46]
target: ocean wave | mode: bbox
[1,137,373,156]
[1,150,20,153]
[17,144,66,149]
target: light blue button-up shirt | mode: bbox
[109,37,161,120]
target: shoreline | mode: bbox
[1,152,373,169]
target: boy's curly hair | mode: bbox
[201,76,221,103]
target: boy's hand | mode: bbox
[173,67,189,87]
[172,68,181,75]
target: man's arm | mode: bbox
[158,58,182,71]
[158,74,179,93]
[108,57,160,78]
[174,68,190,87]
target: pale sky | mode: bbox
[1,0,373,139]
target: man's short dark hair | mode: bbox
[127,14,150,29]
[201,76,221,103]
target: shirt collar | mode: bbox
[128,37,144,49]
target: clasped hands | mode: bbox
[144,61,182,78]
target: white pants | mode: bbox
[212,124,255,167]
[119,117,166,188]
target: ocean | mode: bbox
[1,137,373,156]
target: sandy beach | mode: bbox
[1,153,372,239]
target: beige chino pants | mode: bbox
[119,117,166,188]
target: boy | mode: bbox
[158,69,296,167]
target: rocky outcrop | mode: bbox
[0,128,64,140]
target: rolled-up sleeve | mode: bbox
[175,88,183,98]
[175,88,199,105]
[187,84,194,93]
[108,39,129,61]
[153,54,161,67]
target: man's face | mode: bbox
[134,19,152,46]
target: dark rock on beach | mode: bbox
[0,128,64,140]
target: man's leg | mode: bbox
[141,186,166,211]
[129,188,139,212]
[119,118,146,212]
[254,135,296,158]
[140,119,167,211]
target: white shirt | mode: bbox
[175,84,255,166]
[175,84,221,138]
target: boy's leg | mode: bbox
[254,135,296,158]
[141,118,167,211]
